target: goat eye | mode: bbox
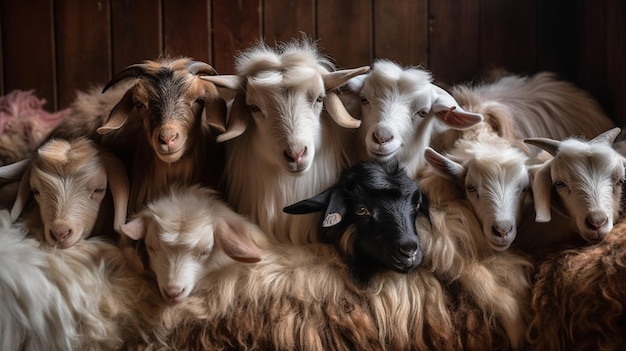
[199,248,210,257]
[355,207,371,216]
[247,104,261,113]
[315,96,323,104]
[617,178,625,186]
[134,100,146,109]
[94,188,106,194]
[194,98,206,107]
[31,188,40,196]
[416,109,428,118]
[553,180,566,188]
[360,97,369,105]
[466,184,477,193]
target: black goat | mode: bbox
[284,159,429,283]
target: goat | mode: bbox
[433,70,615,151]
[119,184,265,304]
[201,37,369,244]
[527,219,626,351]
[421,126,532,251]
[49,57,227,214]
[514,127,626,253]
[0,209,155,351]
[343,59,484,178]
[0,137,128,249]
[284,159,429,283]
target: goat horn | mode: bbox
[524,137,560,156]
[323,66,370,91]
[590,127,622,145]
[102,64,146,93]
[187,61,218,76]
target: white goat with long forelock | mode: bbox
[201,38,369,244]
[433,70,615,151]
[119,185,265,304]
[514,127,626,253]
[49,57,227,214]
[421,126,532,251]
[343,59,484,178]
[0,137,128,249]
[0,209,154,351]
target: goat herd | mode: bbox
[1,37,625,351]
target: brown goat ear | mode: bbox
[323,91,361,129]
[424,147,465,180]
[531,161,553,222]
[97,89,133,134]
[214,217,262,263]
[119,216,146,240]
[216,93,250,143]
[10,166,32,222]
[203,82,228,134]
[102,153,129,234]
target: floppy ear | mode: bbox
[0,158,31,182]
[214,216,263,263]
[202,81,228,134]
[531,161,554,222]
[102,153,129,234]
[10,165,32,222]
[424,147,465,180]
[119,216,146,240]
[97,89,134,134]
[283,187,347,228]
[431,85,484,129]
[216,93,250,143]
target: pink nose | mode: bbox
[373,132,392,145]
[159,132,179,146]
[284,147,307,164]
[164,286,186,303]
[51,228,72,242]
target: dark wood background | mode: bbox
[1,0,625,126]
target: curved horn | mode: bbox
[0,158,31,182]
[187,61,218,76]
[323,91,361,129]
[102,63,147,93]
[591,127,621,145]
[524,137,560,156]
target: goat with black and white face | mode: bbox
[284,160,428,282]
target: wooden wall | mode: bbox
[1,0,625,125]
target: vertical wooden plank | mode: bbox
[55,0,111,109]
[111,0,162,73]
[163,0,211,63]
[373,0,428,68]
[535,0,577,79]
[1,0,56,108]
[263,0,315,44]
[317,0,372,69]
[479,0,537,75]
[212,0,261,74]
[606,0,626,125]
[428,0,480,85]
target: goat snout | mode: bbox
[373,131,393,145]
[164,285,187,304]
[158,130,180,147]
[284,147,307,165]
[50,226,72,242]
[491,223,513,238]
[585,212,608,231]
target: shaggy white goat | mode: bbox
[119,185,265,304]
[343,59,484,178]
[201,38,369,244]
[434,70,615,151]
[515,127,626,253]
[0,137,128,249]
[50,57,227,214]
[422,127,532,251]
[0,209,151,351]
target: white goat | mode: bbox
[119,185,265,304]
[0,210,150,351]
[343,59,484,178]
[0,137,128,249]
[50,57,227,214]
[201,38,369,244]
[422,127,532,251]
[515,127,626,253]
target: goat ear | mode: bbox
[214,217,262,263]
[591,127,622,145]
[216,93,250,143]
[0,158,31,182]
[323,91,361,129]
[424,147,465,180]
[10,166,32,222]
[283,187,334,214]
[323,66,370,91]
[102,153,129,234]
[431,85,484,129]
[97,89,133,134]
[200,75,242,91]
[202,82,228,134]
[119,216,146,240]
[524,137,560,157]
[531,161,553,222]
[344,73,368,93]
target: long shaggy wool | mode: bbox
[528,219,626,351]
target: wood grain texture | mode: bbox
[264,0,315,44]
[212,0,261,73]
[163,0,211,63]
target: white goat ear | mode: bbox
[97,89,133,134]
[591,127,622,145]
[214,217,262,263]
[216,93,250,143]
[323,91,361,129]
[10,166,31,222]
[102,153,129,234]
[0,158,31,182]
[119,216,146,240]
[424,147,465,180]
[431,86,483,129]
[524,137,560,157]
[532,161,553,222]
[344,73,368,92]
[322,66,370,91]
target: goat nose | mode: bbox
[165,286,185,300]
[492,224,513,238]
[159,131,179,146]
[284,147,307,164]
[398,243,418,258]
[51,227,72,242]
[373,132,392,145]
[585,214,608,230]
